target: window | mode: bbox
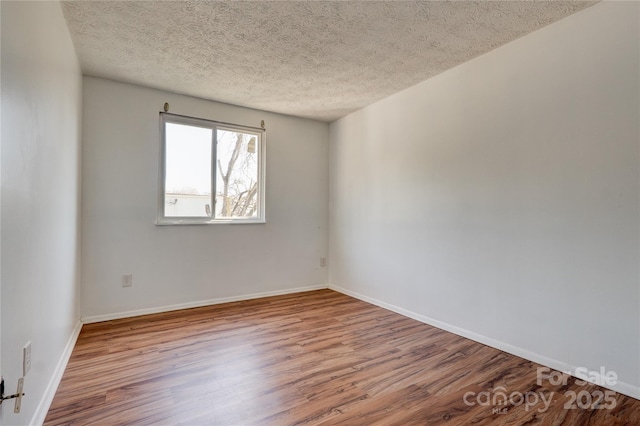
[158,113,265,224]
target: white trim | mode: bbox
[328,284,640,400]
[82,285,327,324]
[30,320,83,426]
[155,217,266,226]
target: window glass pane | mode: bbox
[216,129,259,218]
[164,123,212,217]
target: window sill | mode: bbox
[156,218,266,226]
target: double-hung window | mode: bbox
[158,113,265,224]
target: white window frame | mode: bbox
[157,112,266,225]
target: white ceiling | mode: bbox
[61,1,596,122]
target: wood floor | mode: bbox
[45,289,640,425]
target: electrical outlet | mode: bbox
[23,342,31,376]
[320,257,326,267]
[122,273,133,287]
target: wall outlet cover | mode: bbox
[122,273,133,287]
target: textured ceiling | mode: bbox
[61,1,596,122]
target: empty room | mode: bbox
[1,0,639,425]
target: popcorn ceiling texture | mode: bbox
[61,1,595,122]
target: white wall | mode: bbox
[329,1,639,398]
[1,1,83,424]
[81,77,329,320]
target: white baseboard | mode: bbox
[328,284,640,400]
[82,284,328,324]
[30,320,83,426]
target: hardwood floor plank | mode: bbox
[45,290,640,425]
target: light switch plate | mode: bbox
[23,342,31,376]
